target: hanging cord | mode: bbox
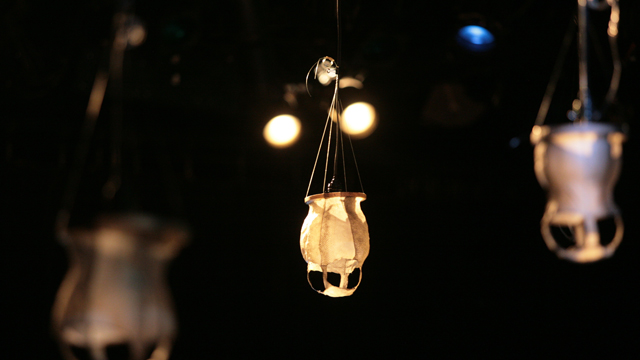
[55,12,141,239]
[602,0,621,113]
[534,0,620,126]
[305,0,365,196]
[577,0,592,123]
[534,16,576,127]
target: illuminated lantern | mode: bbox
[300,1,371,297]
[531,123,625,262]
[52,214,188,360]
[301,192,369,297]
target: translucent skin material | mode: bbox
[531,123,625,263]
[300,192,369,297]
[52,214,188,360]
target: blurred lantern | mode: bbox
[52,8,188,360]
[300,0,370,297]
[52,215,187,360]
[531,123,625,262]
[531,0,624,262]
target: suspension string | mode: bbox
[603,0,621,110]
[339,100,347,191]
[55,70,109,239]
[577,0,592,123]
[55,14,132,238]
[331,81,340,180]
[305,93,334,197]
[347,129,365,193]
[323,87,338,192]
[336,0,341,72]
[534,15,576,127]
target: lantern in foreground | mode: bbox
[300,1,370,297]
[531,123,625,262]
[301,192,369,297]
[531,0,625,262]
[52,215,188,360]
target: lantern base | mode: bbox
[541,210,623,263]
[307,261,362,297]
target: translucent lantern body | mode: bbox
[531,123,625,262]
[300,192,369,297]
[52,214,188,360]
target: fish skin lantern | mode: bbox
[52,214,188,360]
[300,192,369,297]
[530,123,625,263]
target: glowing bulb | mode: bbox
[341,102,377,138]
[264,115,301,148]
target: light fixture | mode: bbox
[299,0,370,297]
[457,25,495,51]
[341,102,377,139]
[531,0,624,262]
[52,8,188,360]
[264,114,301,148]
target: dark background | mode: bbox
[3,0,640,358]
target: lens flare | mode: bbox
[264,115,301,148]
[341,102,377,138]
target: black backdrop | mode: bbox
[3,0,640,358]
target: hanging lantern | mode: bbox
[52,9,189,359]
[531,0,625,262]
[52,214,188,360]
[301,192,369,297]
[300,1,371,297]
[531,123,625,262]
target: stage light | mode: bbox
[457,25,495,51]
[342,102,377,138]
[264,115,301,148]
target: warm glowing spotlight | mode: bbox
[264,115,301,148]
[342,102,377,138]
[457,25,495,51]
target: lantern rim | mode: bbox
[305,192,366,203]
[531,122,626,145]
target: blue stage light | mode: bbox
[457,25,495,51]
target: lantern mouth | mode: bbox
[64,213,190,258]
[304,191,366,204]
[531,122,625,145]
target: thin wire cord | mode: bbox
[534,15,576,126]
[305,90,335,197]
[604,0,621,109]
[55,15,130,238]
[339,100,347,191]
[323,85,338,192]
[55,71,109,239]
[347,131,364,193]
[577,0,592,122]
